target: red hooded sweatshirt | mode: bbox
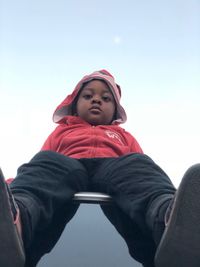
[41,70,143,157]
[6,70,142,185]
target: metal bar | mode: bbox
[72,192,113,204]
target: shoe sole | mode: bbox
[0,169,25,267]
[155,164,200,267]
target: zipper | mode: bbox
[91,125,97,157]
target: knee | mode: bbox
[183,163,200,179]
[22,151,83,173]
[31,151,72,165]
[32,150,63,161]
[120,153,154,165]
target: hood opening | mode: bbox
[53,70,127,125]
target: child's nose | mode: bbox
[92,96,101,104]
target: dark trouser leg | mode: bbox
[91,153,176,267]
[10,151,89,267]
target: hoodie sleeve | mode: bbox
[124,131,143,154]
[130,137,143,153]
[41,126,62,151]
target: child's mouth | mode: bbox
[89,106,101,113]
[90,108,101,114]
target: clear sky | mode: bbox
[0,0,200,187]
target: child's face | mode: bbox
[76,80,116,125]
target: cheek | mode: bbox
[107,105,116,120]
[76,101,87,116]
[111,104,116,115]
[76,100,82,113]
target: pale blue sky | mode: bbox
[0,2,200,266]
[0,0,200,186]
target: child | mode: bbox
[1,69,200,267]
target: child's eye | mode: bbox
[83,94,92,99]
[102,96,112,102]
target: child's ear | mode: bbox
[71,102,77,115]
[112,111,117,121]
[71,92,81,115]
[112,104,117,119]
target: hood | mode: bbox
[53,69,127,124]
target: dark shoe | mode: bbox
[0,169,25,267]
[155,164,200,267]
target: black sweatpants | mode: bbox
[10,151,176,267]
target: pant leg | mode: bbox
[10,150,89,267]
[91,153,176,267]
